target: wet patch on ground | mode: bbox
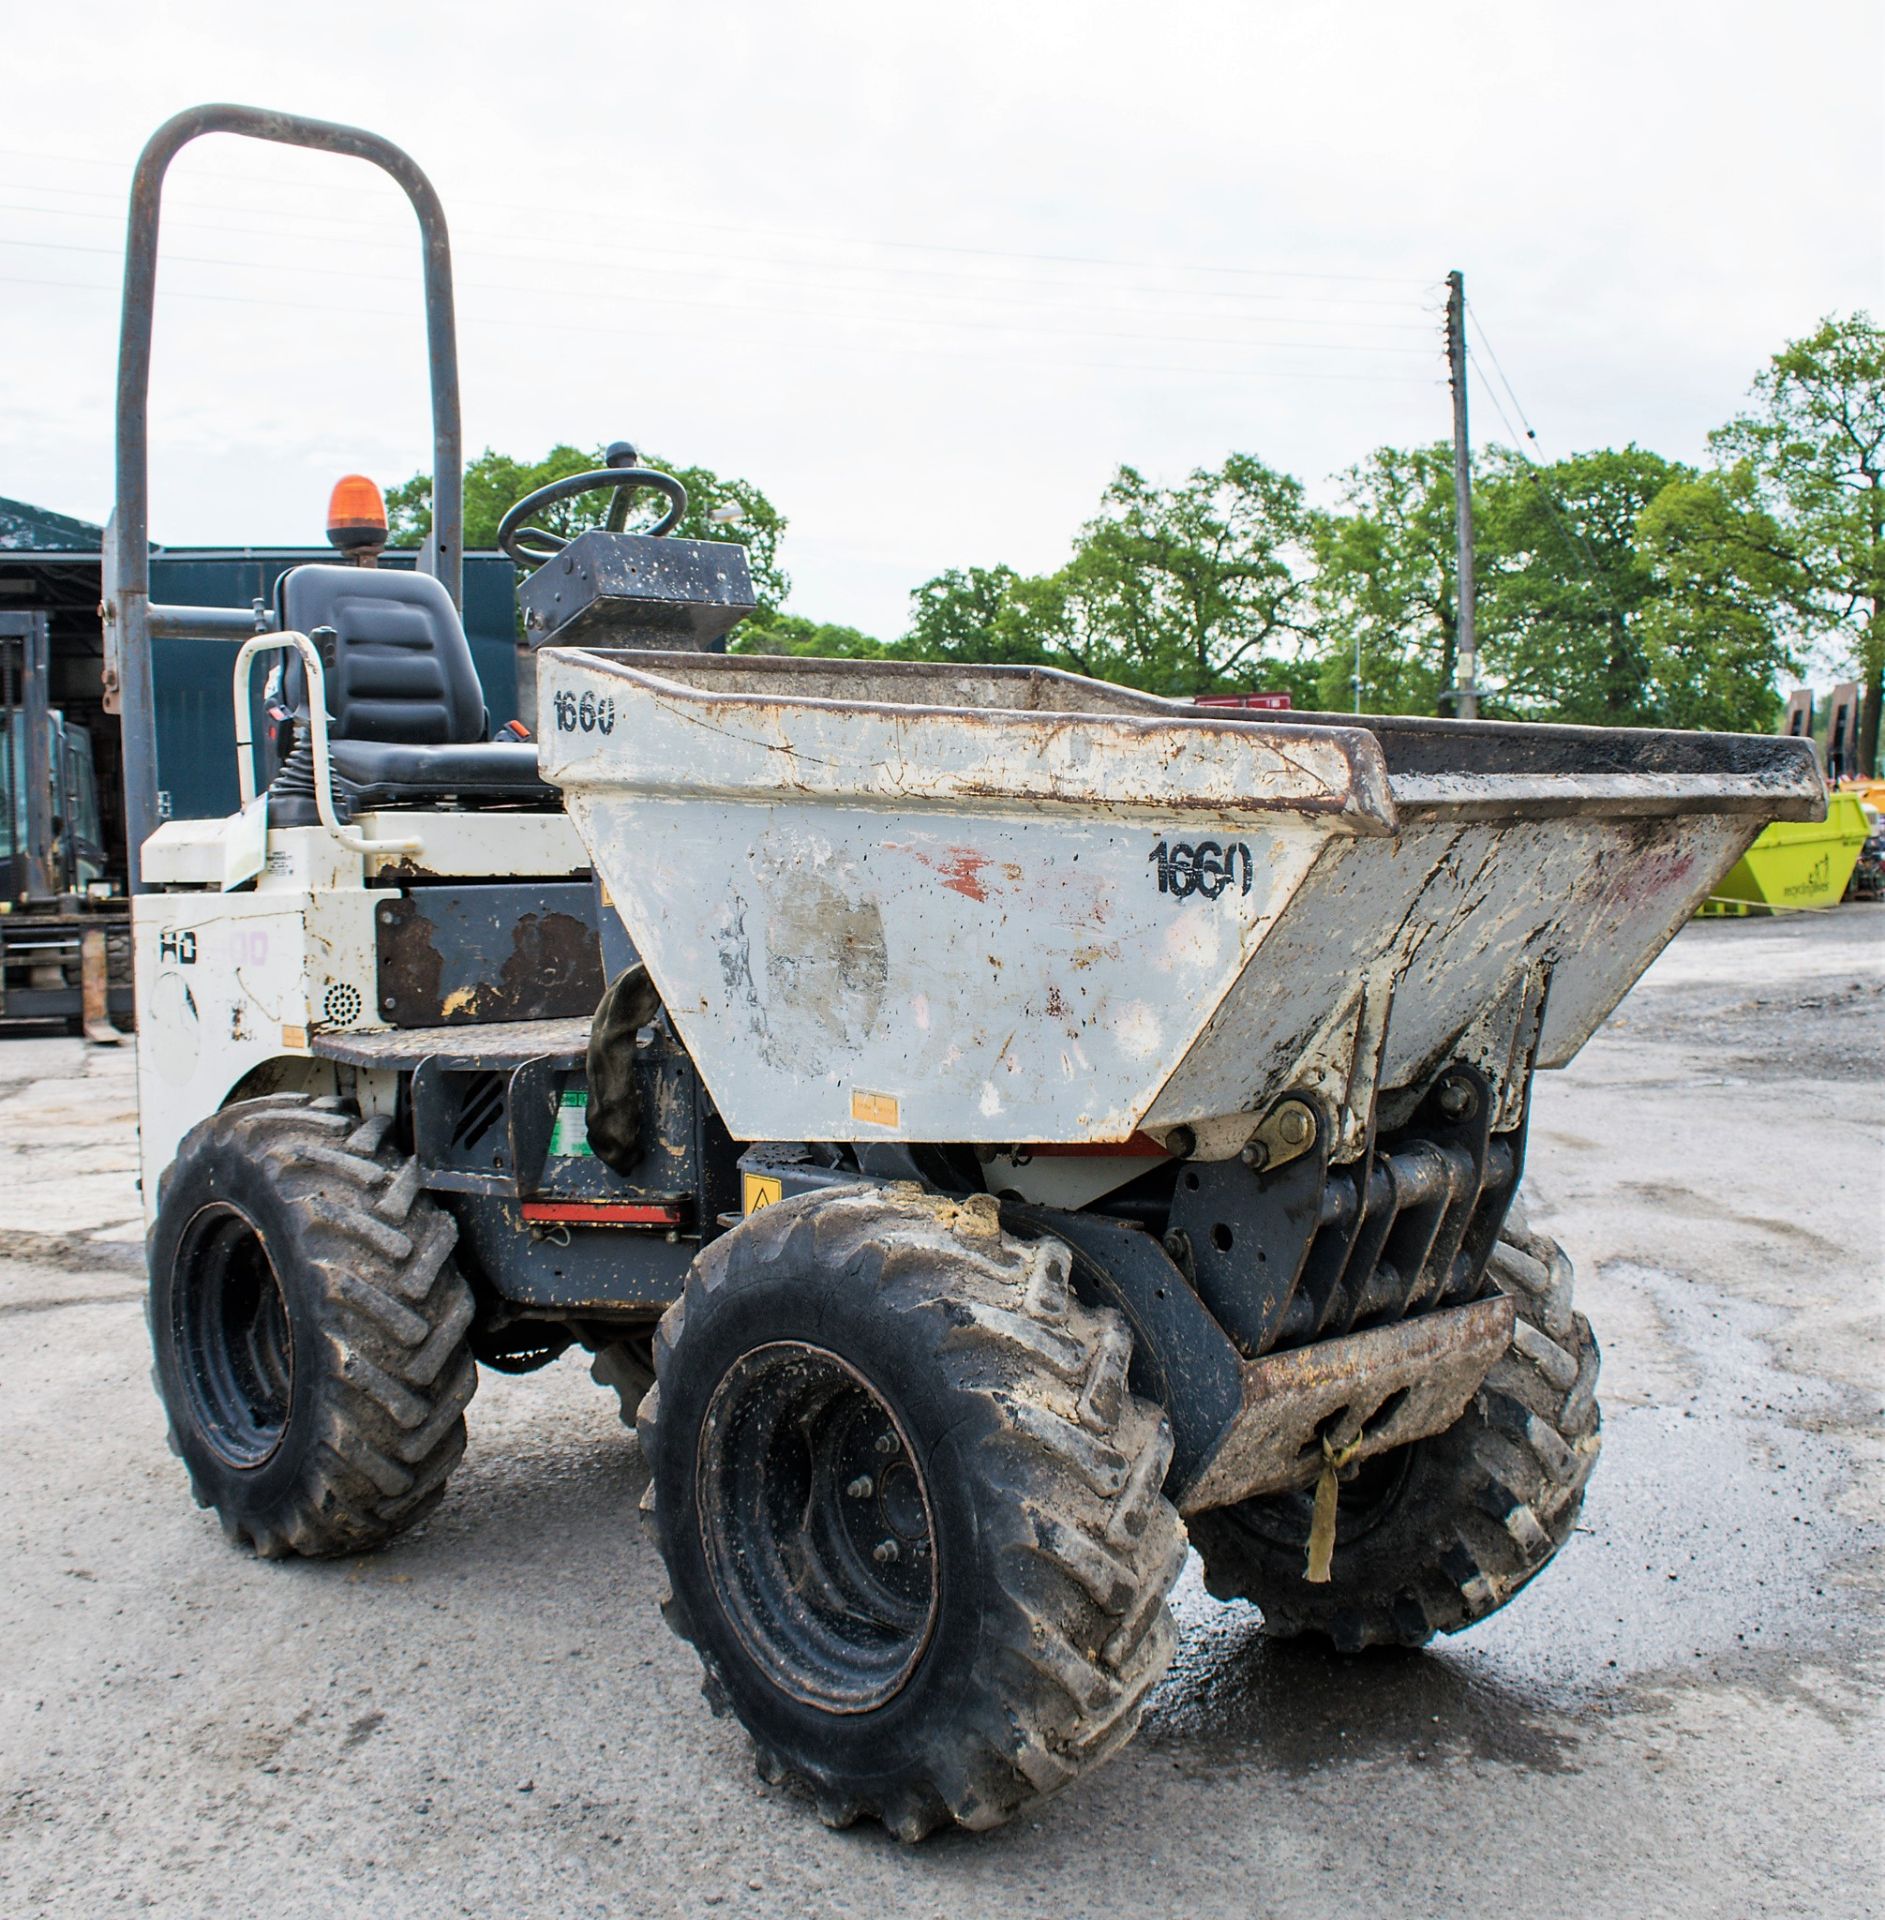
[1145,1564,1590,1776]
[1140,1259,1880,1782]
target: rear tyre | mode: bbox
[1187,1213,1600,1651]
[148,1094,477,1558]
[637,1185,1187,1839]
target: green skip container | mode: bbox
[1697,791,1870,915]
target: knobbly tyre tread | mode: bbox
[1187,1208,1601,1651]
[636,1184,1187,1840]
[148,1094,477,1559]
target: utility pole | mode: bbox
[1445,269,1479,720]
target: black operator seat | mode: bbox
[267,565,553,821]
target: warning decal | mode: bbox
[850,1088,900,1128]
[742,1172,784,1215]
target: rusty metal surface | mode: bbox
[311,1014,591,1069]
[542,649,1396,826]
[372,883,605,1026]
[1146,811,1760,1160]
[540,651,1390,1147]
[536,650,1824,1152]
[1178,1293,1515,1515]
[518,530,757,651]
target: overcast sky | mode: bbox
[3,0,1879,637]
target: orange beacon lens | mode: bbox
[326,474,388,551]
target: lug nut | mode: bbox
[846,1475,874,1499]
[873,1432,899,1456]
[872,1539,900,1565]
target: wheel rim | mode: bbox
[172,1203,294,1468]
[696,1342,938,1713]
[1236,1443,1417,1552]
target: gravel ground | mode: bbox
[1,908,1879,1920]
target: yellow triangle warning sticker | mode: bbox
[742,1172,784,1215]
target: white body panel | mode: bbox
[132,809,591,1223]
[568,791,1332,1143]
[134,826,370,1220]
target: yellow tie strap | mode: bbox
[1304,1432,1365,1584]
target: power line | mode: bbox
[1466,346,1530,453]
[0,239,1438,359]
[0,271,1440,386]
[1467,309,1543,451]
[1466,341,1634,628]
[0,230,1437,346]
[0,142,1431,289]
[0,178,1437,317]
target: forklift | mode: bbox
[0,608,127,1034]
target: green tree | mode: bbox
[385,444,791,613]
[1310,443,1462,714]
[1473,445,1674,722]
[731,611,887,658]
[1471,444,1793,731]
[900,459,1316,698]
[1709,313,1885,771]
[1635,465,1799,733]
[1469,449,1627,720]
[902,565,1050,667]
[1057,457,1315,695]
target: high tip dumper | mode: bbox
[113,107,1825,1840]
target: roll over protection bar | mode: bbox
[106,103,462,890]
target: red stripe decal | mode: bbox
[522,1201,684,1226]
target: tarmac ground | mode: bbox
[1,908,1879,1919]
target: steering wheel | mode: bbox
[496,441,688,568]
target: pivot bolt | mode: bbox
[872,1539,900,1565]
[1163,1230,1190,1261]
[846,1475,874,1500]
[1437,1076,1476,1119]
[1277,1105,1312,1147]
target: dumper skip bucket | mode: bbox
[538,652,1823,1157]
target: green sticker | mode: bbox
[549,1090,593,1157]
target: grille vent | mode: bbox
[322,982,364,1028]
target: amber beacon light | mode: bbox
[326,473,389,563]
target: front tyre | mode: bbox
[148,1094,477,1558]
[637,1185,1187,1840]
[1188,1213,1601,1651]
